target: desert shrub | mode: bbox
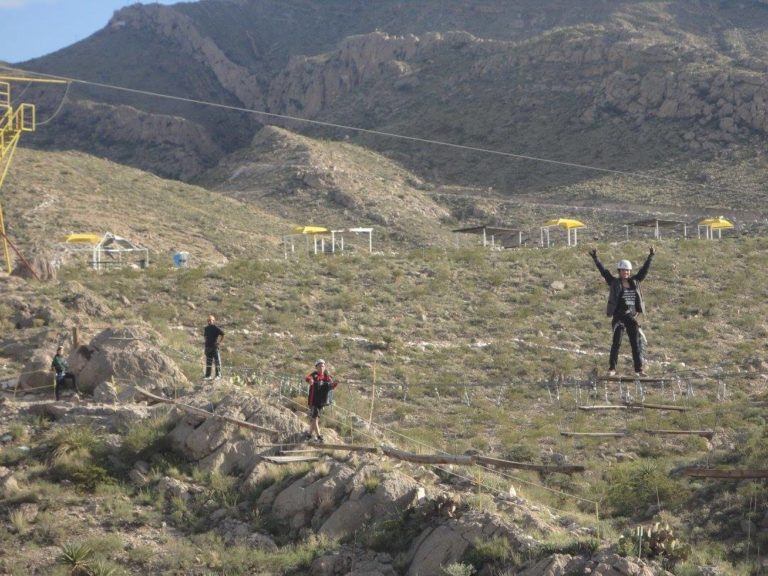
[442,563,475,576]
[538,537,600,557]
[463,536,514,570]
[604,461,689,518]
[121,412,175,456]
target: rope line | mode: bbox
[36,81,71,126]
[1,65,761,199]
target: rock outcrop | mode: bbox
[68,326,189,394]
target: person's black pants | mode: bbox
[609,314,644,373]
[55,372,78,400]
[205,346,221,377]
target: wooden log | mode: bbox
[381,446,474,465]
[681,467,768,479]
[262,455,319,464]
[474,455,585,475]
[645,429,715,440]
[560,431,627,438]
[578,405,633,411]
[597,376,667,383]
[625,402,689,412]
[135,387,279,435]
[306,443,378,453]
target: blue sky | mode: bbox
[0,0,178,63]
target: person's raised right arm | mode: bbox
[589,248,614,284]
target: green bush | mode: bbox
[604,461,689,518]
[463,536,513,569]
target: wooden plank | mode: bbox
[560,431,627,438]
[645,429,715,440]
[625,402,689,412]
[598,376,667,383]
[306,443,378,453]
[474,455,585,475]
[135,387,279,435]
[279,449,322,455]
[681,467,768,479]
[382,446,474,465]
[578,405,633,411]
[262,455,319,464]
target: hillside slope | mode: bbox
[2,148,288,264]
[11,0,768,202]
[197,126,454,248]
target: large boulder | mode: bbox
[167,392,302,473]
[16,348,57,395]
[68,327,189,393]
[319,463,420,538]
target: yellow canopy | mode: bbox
[543,218,586,229]
[293,226,329,235]
[64,233,101,244]
[699,217,733,230]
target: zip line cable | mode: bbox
[36,81,71,126]
[2,65,760,198]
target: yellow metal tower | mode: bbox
[0,75,67,273]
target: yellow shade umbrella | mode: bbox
[293,226,329,235]
[543,218,586,229]
[541,218,586,247]
[64,233,101,244]
[698,217,733,230]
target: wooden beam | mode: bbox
[625,402,689,412]
[560,431,627,438]
[135,387,279,435]
[681,467,768,479]
[578,405,633,411]
[382,446,474,465]
[645,429,714,440]
[598,376,667,383]
[262,455,319,464]
[306,442,378,453]
[474,455,585,475]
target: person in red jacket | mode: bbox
[304,359,337,443]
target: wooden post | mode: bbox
[368,361,376,428]
[72,326,78,348]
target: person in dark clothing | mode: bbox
[203,314,224,380]
[304,359,337,443]
[51,345,78,400]
[590,247,655,376]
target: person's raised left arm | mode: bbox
[634,246,655,282]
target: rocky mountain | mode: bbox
[13,0,768,205]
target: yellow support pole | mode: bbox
[0,134,20,273]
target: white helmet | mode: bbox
[617,259,632,271]
[315,359,326,367]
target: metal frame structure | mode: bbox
[0,75,68,273]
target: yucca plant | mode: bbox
[58,542,94,575]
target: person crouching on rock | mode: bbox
[51,345,79,400]
[305,359,337,443]
[589,246,655,376]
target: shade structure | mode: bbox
[64,233,101,244]
[452,225,523,248]
[293,225,329,235]
[628,218,688,239]
[541,218,586,247]
[698,217,733,230]
[543,218,586,229]
[698,217,733,240]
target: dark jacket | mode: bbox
[51,354,69,380]
[305,370,336,408]
[591,253,653,317]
